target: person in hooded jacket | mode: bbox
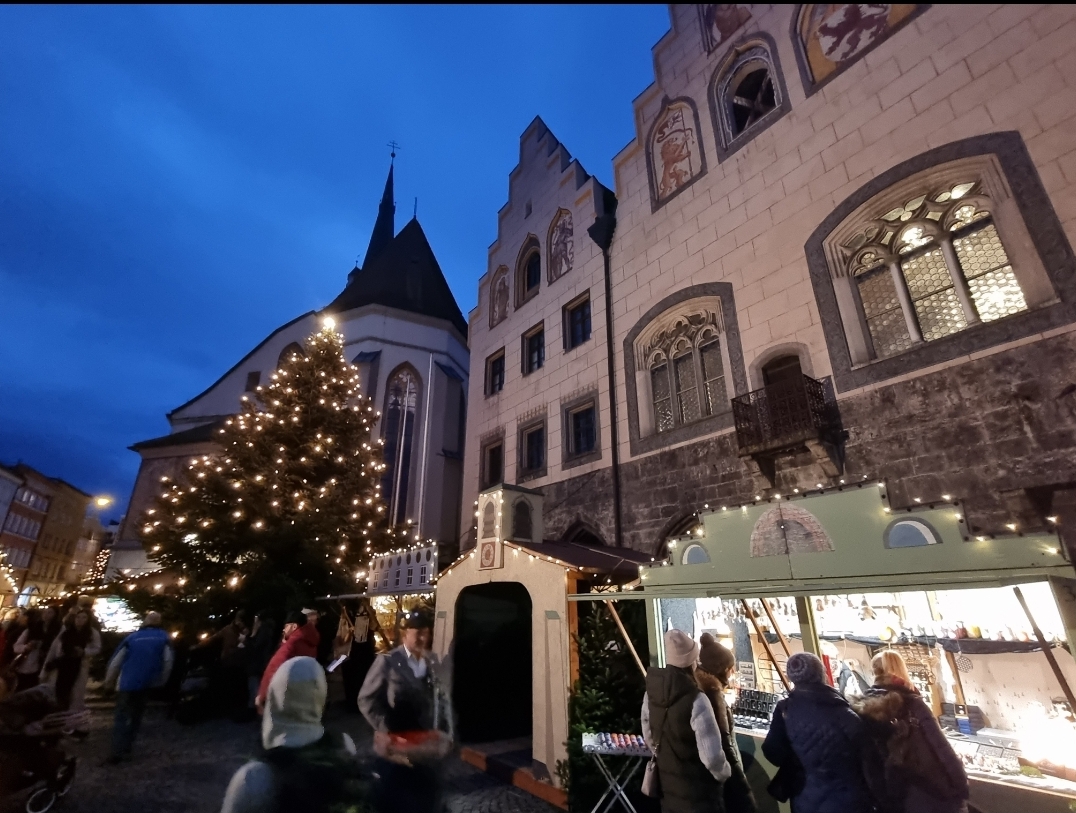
[641,629,731,813]
[855,650,968,813]
[256,611,320,714]
[762,652,884,813]
[696,634,757,813]
[220,656,364,813]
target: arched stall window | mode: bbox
[381,366,421,526]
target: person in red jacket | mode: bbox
[255,611,319,713]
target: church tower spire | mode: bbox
[362,154,396,270]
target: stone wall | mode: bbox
[539,329,1076,555]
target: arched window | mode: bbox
[637,299,730,434]
[515,237,541,307]
[824,155,1051,364]
[381,365,422,526]
[512,499,532,542]
[277,342,305,370]
[709,35,789,161]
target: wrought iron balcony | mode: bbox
[732,374,843,457]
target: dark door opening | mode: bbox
[453,582,532,743]
[761,354,802,386]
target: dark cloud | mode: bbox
[0,5,670,510]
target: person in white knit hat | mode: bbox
[641,628,730,812]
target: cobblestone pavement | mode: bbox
[5,701,559,813]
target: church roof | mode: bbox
[131,420,222,451]
[328,216,467,337]
[363,163,395,269]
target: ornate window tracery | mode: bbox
[834,174,1029,360]
[381,365,421,526]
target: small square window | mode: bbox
[486,350,505,396]
[520,422,546,476]
[245,371,261,392]
[569,405,597,456]
[564,295,592,351]
[522,325,545,375]
[482,440,504,489]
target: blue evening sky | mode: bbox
[0,5,669,516]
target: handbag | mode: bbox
[641,703,666,799]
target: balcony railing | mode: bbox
[732,374,842,456]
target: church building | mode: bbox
[109,163,469,578]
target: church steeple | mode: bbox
[362,157,396,269]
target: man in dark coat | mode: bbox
[762,652,884,813]
[641,629,731,813]
[358,609,451,813]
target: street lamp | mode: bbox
[94,496,113,508]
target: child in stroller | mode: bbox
[0,685,83,813]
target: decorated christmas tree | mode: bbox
[138,319,403,623]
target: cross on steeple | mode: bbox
[387,140,401,162]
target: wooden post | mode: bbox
[1014,586,1076,714]
[742,599,791,692]
[761,598,793,658]
[604,599,647,679]
[943,650,967,706]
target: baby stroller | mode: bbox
[0,685,83,813]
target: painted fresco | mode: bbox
[489,266,509,328]
[547,210,573,283]
[750,503,836,557]
[797,4,922,87]
[649,100,704,205]
[698,4,753,53]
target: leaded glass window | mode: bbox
[651,363,673,433]
[700,339,727,415]
[381,367,420,526]
[674,351,701,424]
[843,178,1029,360]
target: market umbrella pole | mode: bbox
[741,599,791,693]
[603,600,647,678]
[1013,586,1076,714]
[761,598,793,659]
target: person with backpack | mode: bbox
[103,611,174,763]
[640,629,731,813]
[220,656,364,813]
[855,650,968,813]
[762,652,884,813]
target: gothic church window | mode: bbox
[823,153,1055,368]
[709,35,789,161]
[277,342,305,370]
[381,365,421,526]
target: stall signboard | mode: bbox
[639,484,1068,598]
[368,544,438,595]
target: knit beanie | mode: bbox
[262,656,327,750]
[698,633,736,680]
[664,629,699,669]
[786,652,826,686]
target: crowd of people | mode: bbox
[642,628,970,813]
[0,596,103,723]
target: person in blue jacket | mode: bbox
[104,611,174,763]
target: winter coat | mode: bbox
[105,626,174,693]
[697,669,757,813]
[40,623,101,710]
[222,656,364,813]
[257,624,319,706]
[13,630,45,676]
[357,646,448,734]
[762,682,883,813]
[641,666,731,813]
[856,683,968,813]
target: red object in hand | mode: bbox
[389,730,442,747]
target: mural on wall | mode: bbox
[698,4,753,53]
[478,495,504,570]
[649,100,705,206]
[750,503,836,557]
[489,266,510,328]
[547,210,574,283]
[796,4,923,89]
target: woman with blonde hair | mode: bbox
[856,650,968,813]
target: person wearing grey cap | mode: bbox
[762,652,884,813]
[358,608,452,813]
[641,629,731,813]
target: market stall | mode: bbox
[582,482,1076,813]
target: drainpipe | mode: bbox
[588,199,622,547]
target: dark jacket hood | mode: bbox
[646,666,697,709]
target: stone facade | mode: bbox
[463,4,1076,558]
